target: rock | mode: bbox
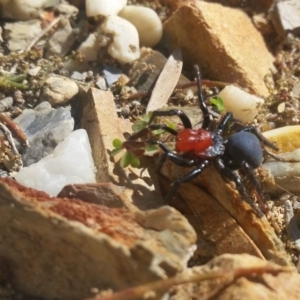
[0,177,196,299]
[41,75,79,105]
[0,0,59,20]
[0,97,13,112]
[119,5,163,47]
[15,129,96,197]
[14,101,74,166]
[57,182,127,207]
[3,20,42,52]
[98,15,140,64]
[163,2,275,96]
[44,17,76,58]
[218,85,264,123]
[270,0,300,38]
[102,65,123,86]
[85,0,127,17]
[170,254,299,300]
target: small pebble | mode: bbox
[99,15,140,64]
[119,5,163,47]
[218,85,264,123]
[85,0,127,17]
[102,65,123,86]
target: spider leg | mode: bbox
[148,110,192,129]
[215,112,233,135]
[241,162,268,213]
[215,158,264,217]
[165,160,210,202]
[146,139,208,201]
[127,124,178,141]
[194,65,210,130]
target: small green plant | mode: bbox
[209,96,225,113]
[111,112,176,168]
[0,74,28,90]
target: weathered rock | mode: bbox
[14,101,74,166]
[44,17,76,58]
[170,254,298,300]
[0,177,196,300]
[163,2,275,96]
[41,76,79,105]
[270,0,300,38]
[3,20,42,52]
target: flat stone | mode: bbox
[3,20,42,52]
[14,101,74,166]
[163,2,275,96]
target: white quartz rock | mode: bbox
[85,0,127,17]
[99,15,140,64]
[15,129,96,197]
[119,6,163,47]
[218,85,264,123]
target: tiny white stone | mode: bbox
[15,129,96,197]
[99,15,140,64]
[118,5,163,47]
[218,85,264,123]
[85,0,127,17]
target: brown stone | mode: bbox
[163,2,275,96]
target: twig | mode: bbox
[85,265,292,300]
[0,114,28,146]
[25,16,61,52]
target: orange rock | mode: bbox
[164,2,275,96]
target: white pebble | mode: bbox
[218,85,264,123]
[15,129,96,197]
[99,15,140,64]
[118,5,163,47]
[85,0,127,17]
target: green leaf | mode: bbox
[110,148,124,157]
[144,144,159,156]
[112,138,123,149]
[120,151,140,168]
[132,119,148,133]
[210,96,225,112]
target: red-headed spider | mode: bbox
[124,65,278,217]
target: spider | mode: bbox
[125,65,279,217]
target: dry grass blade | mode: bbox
[146,48,183,113]
[86,265,292,300]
